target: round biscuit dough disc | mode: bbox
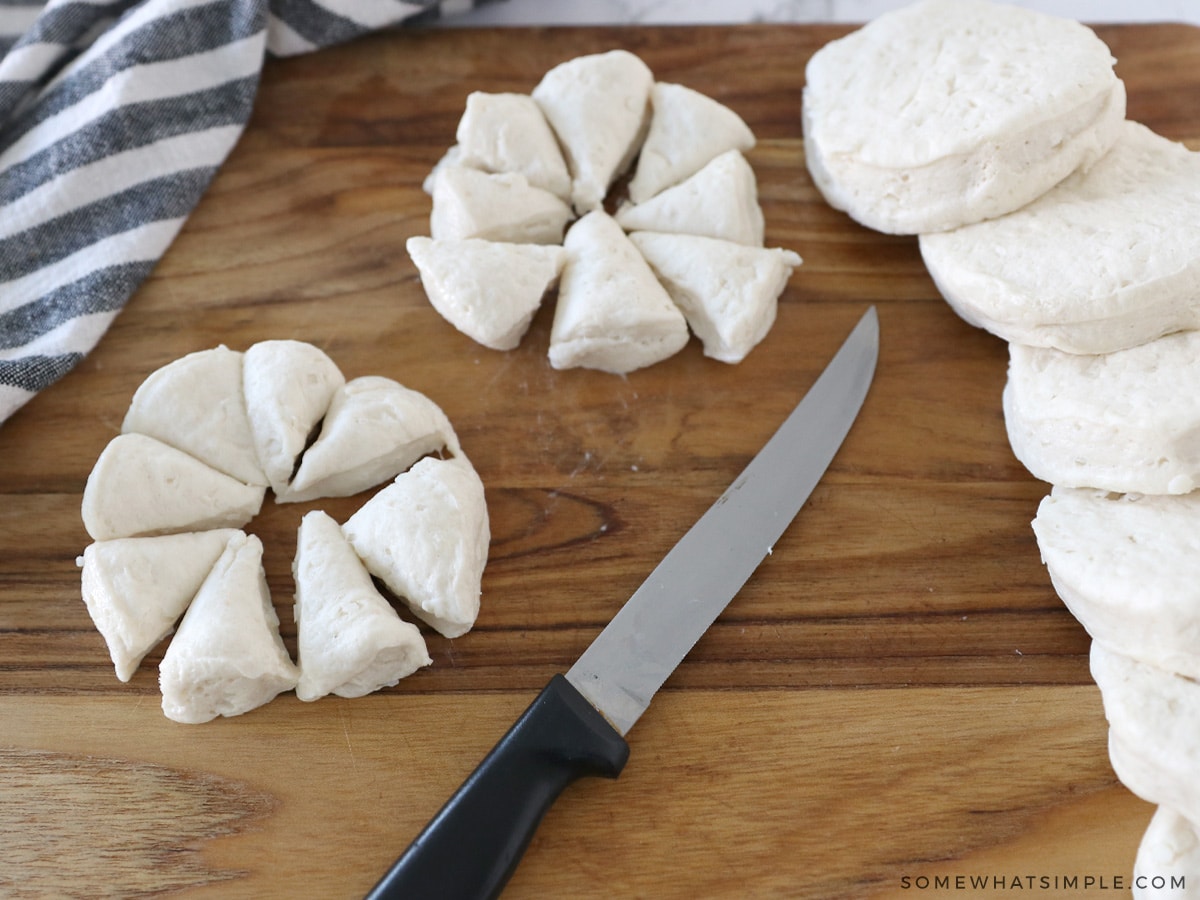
[920,121,1200,354]
[801,0,1124,234]
[1003,332,1200,495]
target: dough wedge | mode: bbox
[293,511,431,701]
[122,345,266,486]
[615,150,764,247]
[629,231,800,364]
[78,530,238,682]
[406,236,565,351]
[549,211,689,374]
[342,456,489,639]
[532,49,653,213]
[159,532,298,724]
[82,433,265,541]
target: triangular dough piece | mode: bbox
[629,231,800,363]
[81,433,265,541]
[122,345,267,486]
[342,456,489,639]
[920,121,1200,354]
[615,150,764,246]
[159,532,298,724]
[532,49,654,213]
[292,510,431,701]
[1033,487,1200,681]
[548,211,689,374]
[406,236,566,351]
[1091,642,1200,824]
[1003,331,1200,495]
[280,376,459,503]
[429,166,572,245]
[243,340,345,495]
[628,82,756,204]
[78,529,239,682]
[455,92,572,201]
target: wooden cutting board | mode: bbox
[2,21,1197,899]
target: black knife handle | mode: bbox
[364,674,630,900]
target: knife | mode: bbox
[365,306,879,900]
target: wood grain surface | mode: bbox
[2,21,1197,899]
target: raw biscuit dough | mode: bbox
[159,532,298,724]
[342,456,489,639]
[548,210,689,374]
[453,91,572,200]
[1003,332,1200,495]
[406,236,566,351]
[242,339,345,495]
[802,0,1124,234]
[429,166,573,245]
[531,49,654,213]
[1033,488,1200,680]
[921,121,1200,354]
[1092,642,1200,827]
[81,433,265,541]
[122,345,267,486]
[78,529,239,681]
[292,510,431,701]
[615,150,765,247]
[281,376,459,503]
[629,231,800,363]
[1134,807,1200,900]
[627,81,756,204]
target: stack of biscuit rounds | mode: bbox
[803,0,1200,886]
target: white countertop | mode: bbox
[440,0,1198,25]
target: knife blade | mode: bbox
[365,306,879,900]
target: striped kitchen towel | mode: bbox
[0,0,479,427]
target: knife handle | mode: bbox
[364,674,630,900]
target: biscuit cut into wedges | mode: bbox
[406,236,566,351]
[1134,807,1200,900]
[1003,332,1200,495]
[81,433,265,541]
[243,340,344,496]
[532,49,653,213]
[454,92,571,201]
[549,210,689,374]
[802,0,1124,234]
[615,150,764,247]
[1091,642,1200,826]
[629,231,801,364]
[122,345,267,486]
[342,456,489,639]
[628,82,756,204]
[429,166,572,245]
[159,532,298,724]
[292,511,431,701]
[280,376,459,503]
[78,530,239,682]
[1033,488,1200,680]
[920,121,1200,354]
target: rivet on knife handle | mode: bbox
[364,675,628,900]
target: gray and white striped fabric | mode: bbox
[0,0,476,426]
